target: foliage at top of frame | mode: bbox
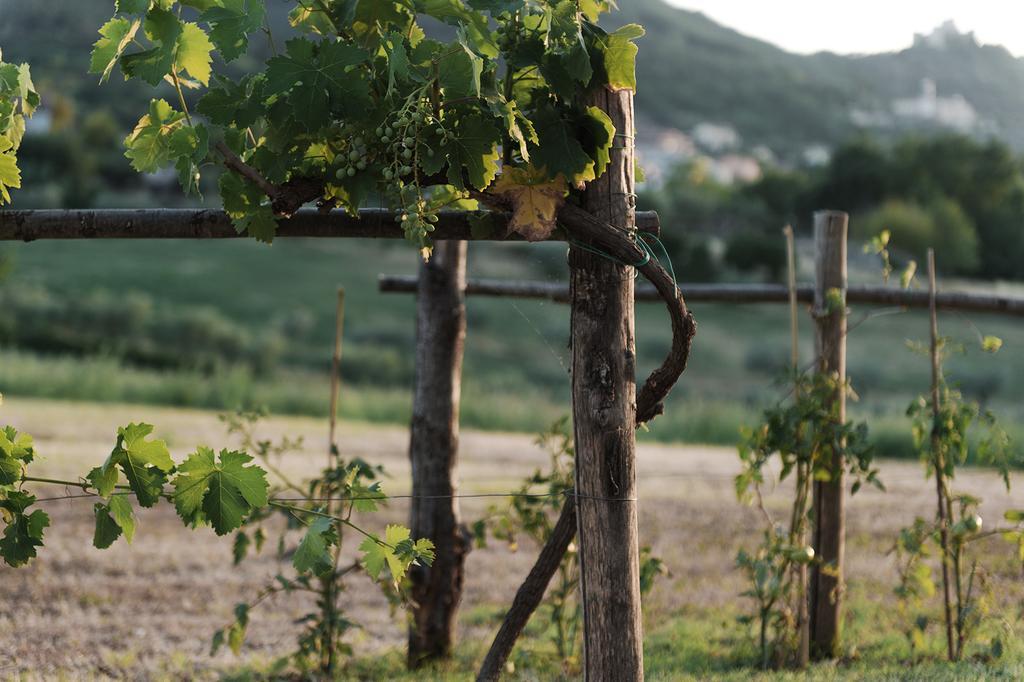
[80,0,643,251]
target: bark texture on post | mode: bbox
[570,86,644,681]
[407,240,469,668]
[809,211,848,660]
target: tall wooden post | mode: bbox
[809,211,848,659]
[407,240,469,667]
[569,87,644,680]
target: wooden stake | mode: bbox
[809,211,848,660]
[570,86,644,681]
[407,240,469,667]
[328,287,345,463]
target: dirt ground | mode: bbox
[1,398,1021,680]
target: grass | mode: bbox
[220,595,1024,680]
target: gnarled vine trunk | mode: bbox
[407,240,469,668]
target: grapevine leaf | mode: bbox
[172,447,269,535]
[579,0,613,21]
[438,43,482,99]
[358,524,433,583]
[201,0,265,62]
[0,426,34,485]
[0,492,49,567]
[176,23,215,86]
[0,135,21,205]
[98,423,175,507]
[197,75,265,127]
[349,481,385,513]
[109,495,136,542]
[579,105,615,181]
[233,206,278,244]
[169,123,209,194]
[293,515,336,575]
[420,0,498,58]
[530,106,594,185]
[383,32,411,95]
[490,165,568,241]
[90,17,142,83]
[591,23,644,92]
[264,38,369,130]
[466,0,525,12]
[219,170,278,242]
[489,99,536,162]
[117,0,151,13]
[444,110,501,190]
[94,495,137,549]
[121,9,183,87]
[93,503,122,549]
[359,528,404,582]
[15,63,39,116]
[125,99,187,173]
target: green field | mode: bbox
[1,237,1022,458]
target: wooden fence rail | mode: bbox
[0,208,659,241]
[379,276,1024,316]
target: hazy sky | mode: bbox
[665,1,1024,57]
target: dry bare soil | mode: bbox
[0,398,1021,680]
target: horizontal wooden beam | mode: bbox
[0,208,659,242]
[378,276,1024,316]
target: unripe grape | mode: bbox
[402,148,413,160]
[427,148,435,157]
[354,137,364,146]
[435,128,444,136]
[383,169,394,180]
[381,135,390,143]
[412,113,423,123]
[347,167,356,177]
[385,126,393,136]
[335,168,346,180]
[356,160,367,170]
[376,127,384,136]
[400,165,412,176]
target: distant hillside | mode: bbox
[612,0,1024,159]
[4,0,1024,162]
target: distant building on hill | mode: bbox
[892,78,978,131]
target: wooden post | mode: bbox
[569,87,644,680]
[407,240,469,668]
[809,211,848,659]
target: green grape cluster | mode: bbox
[333,134,369,180]
[379,97,436,182]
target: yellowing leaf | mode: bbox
[176,23,214,86]
[490,165,569,242]
[982,335,1003,353]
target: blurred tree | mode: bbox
[724,230,786,281]
[857,198,980,274]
